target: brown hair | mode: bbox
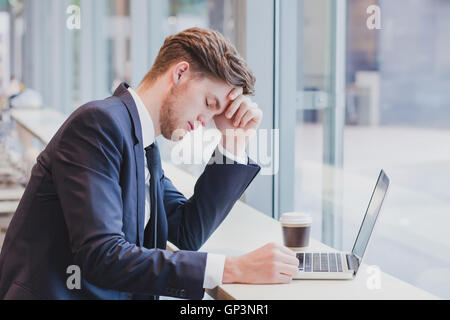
[140,27,256,95]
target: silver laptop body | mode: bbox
[293,170,390,280]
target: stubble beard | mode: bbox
[160,85,187,142]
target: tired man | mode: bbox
[0,28,299,300]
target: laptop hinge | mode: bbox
[346,254,360,274]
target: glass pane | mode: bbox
[291,0,450,299]
[294,0,333,243]
[109,0,131,93]
[343,0,450,298]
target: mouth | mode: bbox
[187,121,194,132]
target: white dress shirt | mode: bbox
[128,88,247,289]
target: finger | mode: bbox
[233,105,251,127]
[280,253,300,267]
[277,262,299,277]
[229,87,244,100]
[275,272,293,284]
[277,244,298,257]
[240,107,259,128]
[225,95,246,119]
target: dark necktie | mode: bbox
[144,142,161,249]
[134,143,162,301]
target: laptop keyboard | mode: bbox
[296,252,344,272]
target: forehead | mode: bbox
[195,76,235,108]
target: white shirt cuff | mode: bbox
[217,143,248,165]
[203,253,226,289]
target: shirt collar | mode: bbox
[128,87,155,149]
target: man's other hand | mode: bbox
[222,243,300,284]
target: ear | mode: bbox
[172,61,190,85]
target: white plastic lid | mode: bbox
[280,212,312,225]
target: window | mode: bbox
[282,0,450,298]
[343,0,450,298]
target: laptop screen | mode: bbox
[352,170,390,259]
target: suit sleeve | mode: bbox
[163,147,261,252]
[51,105,207,299]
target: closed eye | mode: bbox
[206,97,222,112]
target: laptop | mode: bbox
[293,170,390,280]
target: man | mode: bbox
[0,28,299,300]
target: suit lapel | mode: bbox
[114,82,146,246]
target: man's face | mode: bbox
[160,74,234,141]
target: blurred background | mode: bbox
[0,0,449,298]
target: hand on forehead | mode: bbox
[228,87,244,100]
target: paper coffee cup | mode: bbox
[280,212,312,250]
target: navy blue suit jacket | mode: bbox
[0,83,261,300]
